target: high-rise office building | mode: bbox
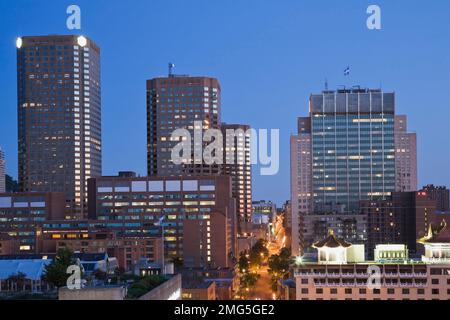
[16,35,101,218]
[146,74,252,235]
[147,75,221,176]
[290,117,312,255]
[221,123,252,233]
[395,115,417,191]
[291,88,397,254]
[0,148,5,193]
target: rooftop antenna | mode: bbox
[168,62,175,77]
[325,78,329,90]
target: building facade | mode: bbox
[395,115,417,192]
[146,75,221,176]
[295,225,450,300]
[0,192,66,253]
[290,117,312,255]
[0,148,5,193]
[37,220,162,272]
[420,184,450,212]
[221,123,252,234]
[146,74,252,236]
[362,191,437,258]
[87,173,236,268]
[291,88,399,253]
[16,35,101,218]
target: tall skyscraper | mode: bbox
[291,88,397,254]
[147,75,221,176]
[290,118,312,255]
[16,35,101,218]
[221,123,252,233]
[0,148,5,193]
[146,73,253,236]
[395,115,417,191]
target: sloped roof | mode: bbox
[0,259,52,281]
[418,220,450,244]
[312,229,352,249]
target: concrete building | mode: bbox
[362,191,437,258]
[87,173,237,268]
[394,115,417,192]
[59,285,126,300]
[420,184,450,212]
[180,267,237,300]
[0,192,66,253]
[182,280,216,300]
[290,117,312,255]
[0,148,5,193]
[221,123,252,234]
[147,74,251,237]
[252,200,276,225]
[147,74,221,176]
[36,220,163,272]
[16,35,101,219]
[294,224,450,300]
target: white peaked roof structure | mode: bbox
[0,259,52,281]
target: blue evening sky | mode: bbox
[1,0,450,205]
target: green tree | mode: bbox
[42,247,78,288]
[248,239,269,267]
[268,247,292,294]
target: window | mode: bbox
[301,288,308,294]
[432,289,439,295]
[432,279,439,285]
[387,289,395,294]
[166,180,181,192]
[149,181,164,192]
[98,187,113,193]
[344,288,352,294]
[183,180,198,191]
[373,289,380,295]
[301,279,308,284]
[359,288,366,294]
[418,289,425,295]
[330,288,337,294]
[316,288,323,294]
[402,289,409,295]
[0,197,12,208]
[131,181,147,192]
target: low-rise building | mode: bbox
[294,222,450,300]
[0,192,66,253]
[182,280,216,300]
[87,174,237,268]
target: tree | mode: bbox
[249,239,269,267]
[238,251,249,274]
[268,247,292,294]
[42,247,78,288]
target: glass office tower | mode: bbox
[309,88,396,214]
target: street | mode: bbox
[248,214,286,300]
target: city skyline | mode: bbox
[1,0,450,206]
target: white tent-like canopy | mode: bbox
[0,259,52,281]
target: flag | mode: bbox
[155,216,165,226]
[344,66,350,76]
